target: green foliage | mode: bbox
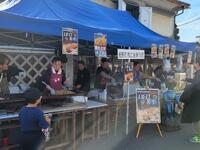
[174,23,180,40]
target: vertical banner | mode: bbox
[139,7,152,29]
[170,45,176,58]
[158,45,164,59]
[136,88,160,123]
[151,44,157,58]
[62,28,78,55]
[164,44,170,58]
[124,62,134,82]
[94,33,107,58]
[187,51,193,63]
[118,0,126,11]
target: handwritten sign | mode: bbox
[136,88,160,123]
[118,49,145,60]
[151,44,157,58]
[124,62,134,82]
[158,45,164,59]
[170,45,176,58]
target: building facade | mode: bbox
[92,0,189,38]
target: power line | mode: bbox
[178,16,200,27]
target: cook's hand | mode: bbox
[64,80,69,85]
[45,116,51,124]
[75,84,81,89]
[46,85,56,95]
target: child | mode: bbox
[19,88,50,150]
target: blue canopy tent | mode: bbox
[0,0,197,52]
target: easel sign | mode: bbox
[136,88,163,138]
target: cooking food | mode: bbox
[55,89,75,96]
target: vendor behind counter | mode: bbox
[74,60,90,92]
[36,56,69,95]
[0,54,23,96]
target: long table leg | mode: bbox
[72,112,76,150]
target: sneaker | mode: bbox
[189,135,200,143]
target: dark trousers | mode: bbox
[20,131,45,150]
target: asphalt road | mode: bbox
[77,124,200,150]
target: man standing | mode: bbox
[0,54,10,95]
[75,60,90,92]
[180,62,200,143]
[95,58,112,90]
[92,58,115,101]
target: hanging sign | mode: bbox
[136,88,160,123]
[118,49,145,60]
[151,44,157,58]
[164,44,170,58]
[62,28,78,55]
[187,51,193,64]
[94,33,107,58]
[124,62,134,82]
[170,45,176,58]
[158,45,164,59]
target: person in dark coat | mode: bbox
[94,58,112,90]
[180,63,200,143]
[74,60,90,92]
[0,54,10,95]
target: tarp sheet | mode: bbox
[0,0,197,52]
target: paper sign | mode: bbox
[158,45,164,59]
[164,44,170,58]
[170,45,176,58]
[94,33,107,58]
[124,62,134,82]
[62,28,78,55]
[187,51,193,64]
[136,88,160,123]
[118,49,145,60]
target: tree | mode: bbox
[174,23,180,40]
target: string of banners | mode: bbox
[151,44,176,59]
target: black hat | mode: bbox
[101,58,108,63]
[78,60,85,65]
[23,88,41,103]
[52,56,62,63]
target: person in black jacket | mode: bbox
[75,60,90,92]
[0,54,10,95]
[180,62,200,143]
[94,58,112,90]
[37,56,68,94]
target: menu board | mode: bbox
[164,44,170,58]
[124,62,133,82]
[158,45,164,59]
[136,88,160,123]
[187,51,193,64]
[94,33,107,58]
[62,28,78,55]
[151,44,158,58]
[170,45,176,58]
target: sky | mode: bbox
[176,0,200,42]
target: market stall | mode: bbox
[0,0,199,149]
